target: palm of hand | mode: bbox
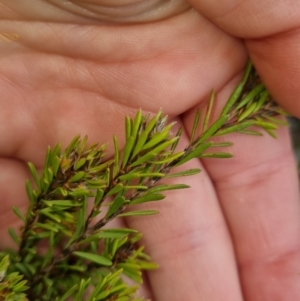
[0,2,300,301]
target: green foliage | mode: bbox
[0,62,286,300]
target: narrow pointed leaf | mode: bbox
[125,115,132,140]
[8,228,20,245]
[25,180,36,206]
[190,109,201,143]
[27,162,41,190]
[130,193,165,205]
[164,168,200,178]
[200,152,233,158]
[146,184,190,194]
[175,142,212,166]
[12,206,26,223]
[202,90,214,132]
[131,137,178,167]
[238,102,258,121]
[215,120,255,136]
[237,129,263,136]
[94,189,104,207]
[107,196,126,217]
[73,251,112,266]
[170,127,182,153]
[197,115,228,143]
[74,158,87,170]
[113,135,120,177]
[122,136,135,168]
[117,210,158,217]
[132,109,142,140]
[236,83,265,109]
[221,61,253,115]
[141,123,175,151]
[119,172,165,181]
[106,183,124,196]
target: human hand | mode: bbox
[0,1,299,300]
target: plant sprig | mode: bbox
[0,61,287,301]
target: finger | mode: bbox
[0,0,190,23]
[126,122,244,301]
[0,9,246,165]
[187,0,300,38]
[246,30,300,118]
[187,0,300,117]
[184,78,300,301]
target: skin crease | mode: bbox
[0,0,300,300]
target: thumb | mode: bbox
[188,0,300,117]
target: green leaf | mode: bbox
[69,171,86,182]
[0,256,9,279]
[25,180,36,206]
[131,109,142,141]
[69,188,90,197]
[107,196,126,217]
[202,90,215,132]
[106,183,124,196]
[215,120,255,136]
[118,172,165,181]
[130,193,165,205]
[141,123,175,151]
[200,152,233,158]
[39,209,62,223]
[190,109,201,143]
[42,200,82,207]
[27,162,41,191]
[210,141,234,147]
[51,155,61,176]
[122,136,135,168]
[221,60,253,115]
[135,260,159,270]
[50,186,68,197]
[153,150,185,164]
[81,228,137,243]
[164,168,200,178]
[122,269,142,284]
[12,206,26,223]
[197,115,228,144]
[255,120,278,130]
[264,128,277,138]
[94,189,104,207]
[125,116,132,140]
[131,137,178,167]
[100,228,138,236]
[238,102,258,121]
[73,251,112,266]
[146,184,190,194]
[74,157,87,170]
[34,223,59,232]
[264,116,288,126]
[8,228,20,245]
[118,210,158,217]
[113,135,120,177]
[175,142,212,166]
[236,83,265,109]
[237,129,263,136]
[170,127,182,152]
[43,146,52,170]
[65,135,80,156]
[131,130,149,158]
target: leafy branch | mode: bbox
[0,62,287,301]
